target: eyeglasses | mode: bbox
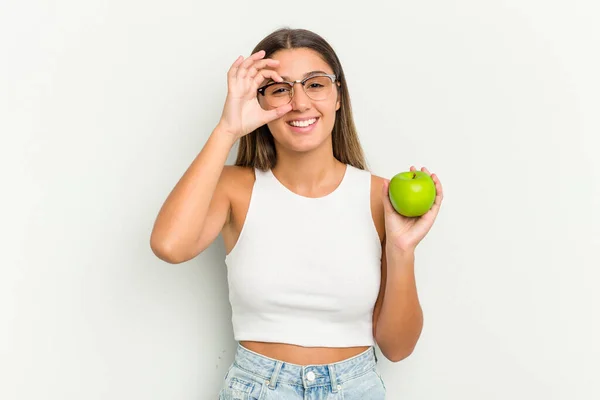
[257,73,338,108]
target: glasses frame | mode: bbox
[257,73,338,106]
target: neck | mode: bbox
[272,140,345,195]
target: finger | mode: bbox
[422,167,431,175]
[421,178,441,221]
[247,67,258,81]
[243,50,266,66]
[432,173,444,202]
[227,55,245,80]
[410,166,416,172]
[428,196,442,217]
[261,103,293,124]
[249,49,266,60]
[252,58,280,70]
[381,179,396,214]
[237,50,266,79]
[252,69,284,90]
[247,59,280,79]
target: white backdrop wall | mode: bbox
[2,1,599,399]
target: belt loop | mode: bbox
[267,361,283,390]
[328,364,339,393]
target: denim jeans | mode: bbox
[218,344,386,399]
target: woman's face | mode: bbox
[260,48,340,154]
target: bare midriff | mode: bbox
[240,341,370,365]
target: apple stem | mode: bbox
[412,173,417,179]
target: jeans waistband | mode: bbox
[232,344,378,391]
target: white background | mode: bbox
[1,0,599,399]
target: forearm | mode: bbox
[150,126,236,257]
[375,249,423,362]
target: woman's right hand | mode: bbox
[217,50,292,139]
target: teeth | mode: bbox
[289,118,317,127]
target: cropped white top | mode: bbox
[224,164,382,347]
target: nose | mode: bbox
[290,83,311,112]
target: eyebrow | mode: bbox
[280,70,329,81]
[266,70,330,84]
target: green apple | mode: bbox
[388,171,436,217]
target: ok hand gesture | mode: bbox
[218,50,292,139]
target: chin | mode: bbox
[279,131,332,154]
[272,122,334,153]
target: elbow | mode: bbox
[386,346,416,363]
[378,340,417,363]
[375,328,421,363]
[150,234,191,264]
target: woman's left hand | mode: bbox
[381,166,444,253]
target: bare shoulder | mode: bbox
[220,165,255,189]
[220,165,256,252]
[370,173,386,192]
[218,164,254,221]
[220,165,255,208]
[369,172,387,243]
[369,173,387,204]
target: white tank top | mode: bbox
[224,164,382,347]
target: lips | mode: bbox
[287,117,319,128]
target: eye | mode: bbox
[304,76,331,91]
[266,83,292,97]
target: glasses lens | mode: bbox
[303,76,333,100]
[260,75,335,108]
[263,83,292,108]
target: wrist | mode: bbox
[385,245,415,263]
[213,124,240,145]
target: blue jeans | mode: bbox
[218,344,386,399]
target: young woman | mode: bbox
[150,28,443,399]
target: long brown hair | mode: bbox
[234,28,368,171]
